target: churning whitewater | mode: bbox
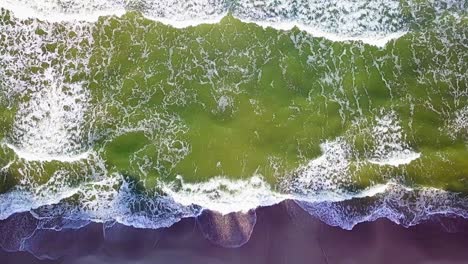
[2,0,410,46]
[0,0,467,252]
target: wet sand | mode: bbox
[2,200,468,264]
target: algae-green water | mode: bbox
[0,0,467,229]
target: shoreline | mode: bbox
[2,200,468,264]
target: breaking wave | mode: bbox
[0,139,466,234]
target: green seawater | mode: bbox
[0,6,467,198]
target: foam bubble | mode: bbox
[368,110,421,166]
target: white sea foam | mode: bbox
[0,0,412,47]
[1,170,467,233]
[233,0,407,47]
[448,106,468,140]
[368,110,421,166]
[0,0,126,22]
[1,143,92,162]
[0,9,94,163]
[7,62,91,163]
[148,14,226,29]
[297,183,468,230]
[0,183,81,221]
[285,138,353,195]
[161,175,286,214]
[368,152,421,166]
[282,137,394,202]
[244,20,407,47]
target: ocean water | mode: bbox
[0,0,467,249]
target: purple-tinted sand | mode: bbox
[2,200,468,264]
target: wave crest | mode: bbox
[0,0,412,46]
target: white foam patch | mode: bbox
[233,0,407,47]
[8,80,91,161]
[244,20,407,47]
[161,175,285,215]
[156,142,391,216]
[448,106,468,140]
[0,0,126,22]
[0,0,227,23]
[131,0,228,27]
[286,138,352,195]
[368,110,421,166]
[368,152,421,166]
[0,0,411,47]
[1,143,92,163]
[0,11,94,162]
[281,138,392,202]
[0,175,86,220]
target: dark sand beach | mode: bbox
[1,200,468,264]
